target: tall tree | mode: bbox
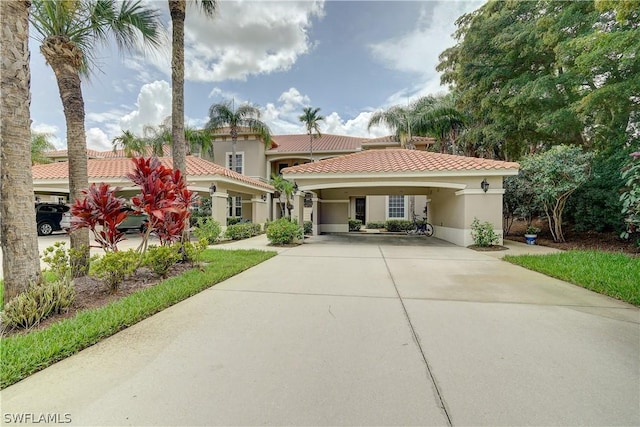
[30,0,162,274]
[299,107,324,161]
[368,103,415,148]
[206,101,271,173]
[31,132,56,164]
[1,0,43,299]
[169,0,217,176]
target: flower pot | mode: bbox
[524,234,537,245]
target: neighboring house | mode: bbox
[37,131,518,245]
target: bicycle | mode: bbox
[406,214,434,237]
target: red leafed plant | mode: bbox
[127,157,194,248]
[70,183,128,252]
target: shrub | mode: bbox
[192,217,222,244]
[225,223,260,240]
[144,245,181,278]
[471,218,499,247]
[348,218,362,232]
[303,221,313,235]
[1,279,75,330]
[182,239,208,266]
[366,221,386,229]
[90,250,138,292]
[385,219,414,232]
[266,218,303,245]
[41,242,72,280]
[227,217,242,226]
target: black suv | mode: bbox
[35,203,70,236]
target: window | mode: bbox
[387,195,405,219]
[278,163,288,174]
[226,152,244,174]
[227,196,242,217]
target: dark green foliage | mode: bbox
[348,218,362,232]
[224,223,261,240]
[144,245,181,278]
[1,280,75,329]
[566,149,628,232]
[227,217,242,226]
[366,221,386,229]
[384,220,414,232]
[266,218,303,245]
[303,221,313,235]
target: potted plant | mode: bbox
[524,225,541,245]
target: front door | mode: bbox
[355,198,366,223]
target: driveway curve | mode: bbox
[2,234,638,426]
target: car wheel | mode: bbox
[38,222,54,236]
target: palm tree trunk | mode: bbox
[0,0,43,299]
[43,39,90,276]
[230,127,238,172]
[170,0,187,175]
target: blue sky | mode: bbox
[29,0,484,151]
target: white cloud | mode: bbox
[323,111,389,138]
[139,0,326,82]
[119,80,173,135]
[86,127,111,151]
[31,122,64,149]
[369,0,484,104]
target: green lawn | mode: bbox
[504,250,640,306]
[0,249,276,389]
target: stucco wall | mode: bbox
[209,136,267,179]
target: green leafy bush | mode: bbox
[384,219,414,232]
[266,218,303,245]
[90,250,138,292]
[366,221,386,229]
[225,223,261,240]
[41,242,71,280]
[227,217,242,226]
[303,221,313,235]
[182,239,208,266]
[193,217,222,244]
[144,245,181,278]
[348,218,362,232]
[1,280,75,329]
[471,218,499,247]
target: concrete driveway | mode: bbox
[1,235,638,426]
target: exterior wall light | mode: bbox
[481,179,489,193]
[209,183,217,196]
[261,193,267,201]
[293,182,299,195]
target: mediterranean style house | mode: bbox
[34,130,519,246]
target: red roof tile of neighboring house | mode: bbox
[362,135,435,144]
[268,134,367,153]
[33,156,273,190]
[282,149,519,175]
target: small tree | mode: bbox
[503,172,539,235]
[271,174,295,219]
[520,145,593,242]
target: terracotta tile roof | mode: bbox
[33,156,273,191]
[282,149,519,175]
[362,135,435,144]
[268,134,367,153]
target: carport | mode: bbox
[282,149,519,246]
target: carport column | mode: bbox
[211,191,229,232]
[312,195,319,236]
[251,195,268,228]
[293,192,304,225]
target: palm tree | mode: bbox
[206,101,271,173]
[142,116,172,156]
[112,130,147,157]
[169,0,217,176]
[271,174,295,219]
[185,126,214,159]
[30,0,162,275]
[31,132,56,165]
[412,94,467,154]
[367,104,415,148]
[299,107,324,162]
[1,0,43,299]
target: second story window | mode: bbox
[226,152,244,174]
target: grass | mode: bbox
[504,250,640,306]
[0,249,276,389]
